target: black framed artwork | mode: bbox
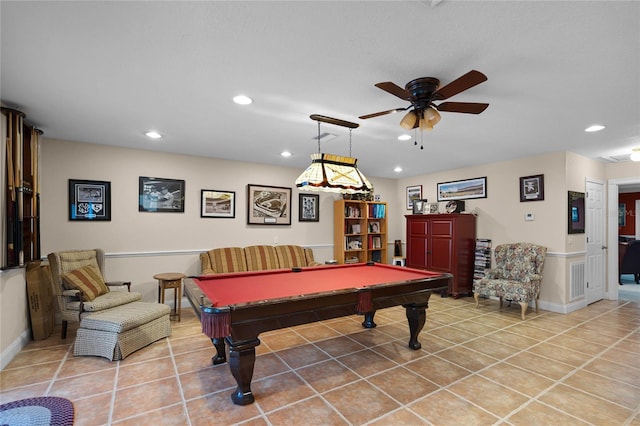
[68,179,111,221]
[299,193,319,222]
[247,184,291,225]
[520,174,544,202]
[437,177,487,201]
[568,191,585,234]
[139,177,185,212]
[201,189,235,218]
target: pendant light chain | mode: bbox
[317,121,321,154]
[349,128,353,157]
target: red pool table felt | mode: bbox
[194,262,442,308]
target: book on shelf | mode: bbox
[371,251,382,263]
[345,236,363,250]
[345,256,360,264]
[345,205,362,218]
[368,203,385,219]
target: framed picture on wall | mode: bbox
[406,185,422,210]
[437,177,487,201]
[299,193,319,222]
[201,189,235,218]
[68,179,111,221]
[247,184,291,225]
[139,177,185,212]
[519,174,544,202]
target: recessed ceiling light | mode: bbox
[398,134,411,141]
[394,166,403,172]
[145,131,162,139]
[281,151,292,158]
[585,124,605,132]
[233,95,253,105]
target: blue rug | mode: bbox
[0,397,74,426]
[620,274,640,301]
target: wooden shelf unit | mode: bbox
[334,199,388,264]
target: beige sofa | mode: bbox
[199,245,320,275]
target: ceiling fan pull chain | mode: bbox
[414,128,418,146]
[349,128,353,157]
[317,121,321,153]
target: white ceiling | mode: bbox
[1,1,639,180]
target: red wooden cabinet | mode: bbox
[405,214,476,298]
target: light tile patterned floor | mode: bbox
[1,296,639,425]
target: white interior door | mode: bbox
[586,179,606,304]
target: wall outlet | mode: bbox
[525,213,534,221]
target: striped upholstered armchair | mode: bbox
[47,249,141,338]
[473,243,547,320]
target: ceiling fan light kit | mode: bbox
[360,70,489,144]
[295,115,372,194]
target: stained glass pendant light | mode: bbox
[295,114,372,194]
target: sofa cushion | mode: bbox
[245,245,280,271]
[62,265,109,301]
[275,245,308,268]
[208,247,247,273]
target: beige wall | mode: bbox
[3,135,638,366]
[394,151,606,310]
[38,138,399,302]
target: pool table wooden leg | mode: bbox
[211,337,227,365]
[404,302,428,350]
[226,337,261,405]
[362,311,377,328]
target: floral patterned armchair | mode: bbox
[473,243,547,320]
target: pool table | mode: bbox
[184,262,450,405]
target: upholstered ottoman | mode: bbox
[74,302,171,360]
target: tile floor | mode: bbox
[1,296,639,425]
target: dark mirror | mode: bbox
[568,191,585,234]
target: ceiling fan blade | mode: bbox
[436,102,489,114]
[359,108,407,120]
[375,82,411,100]
[432,70,487,101]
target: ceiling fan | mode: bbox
[359,70,489,131]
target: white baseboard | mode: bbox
[0,328,31,370]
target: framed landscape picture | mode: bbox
[139,177,185,213]
[247,184,291,225]
[437,177,487,201]
[201,189,235,218]
[68,179,111,221]
[299,193,319,222]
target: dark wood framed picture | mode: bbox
[139,177,185,212]
[201,189,235,218]
[520,174,544,202]
[247,184,291,225]
[68,179,111,221]
[406,185,422,210]
[299,193,319,222]
[437,177,487,201]
[568,191,585,234]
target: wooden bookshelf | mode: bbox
[334,199,388,264]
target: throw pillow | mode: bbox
[62,265,109,301]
